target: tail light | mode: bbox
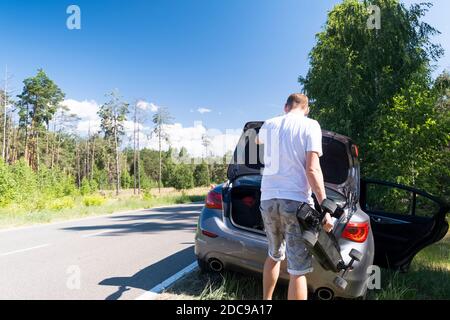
[352,144,359,158]
[205,190,223,210]
[342,221,369,243]
[201,230,219,238]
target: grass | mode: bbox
[370,232,450,300]
[0,187,209,229]
[159,232,450,300]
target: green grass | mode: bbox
[0,190,207,229]
[160,233,450,300]
[370,232,450,300]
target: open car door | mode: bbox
[360,179,449,271]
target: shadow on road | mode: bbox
[99,246,196,300]
[60,204,203,236]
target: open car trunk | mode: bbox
[228,121,356,234]
[230,184,264,233]
[229,175,348,234]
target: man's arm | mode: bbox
[306,151,333,232]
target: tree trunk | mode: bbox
[133,103,137,195]
[137,119,141,194]
[158,127,162,194]
[24,105,29,163]
[76,144,81,187]
[45,123,49,162]
[90,138,95,181]
[36,129,40,171]
[2,66,7,161]
[114,122,120,196]
[5,113,11,163]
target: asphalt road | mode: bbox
[0,203,202,300]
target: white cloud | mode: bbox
[60,99,239,157]
[197,107,212,114]
[137,100,159,112]
[140,121,240,158]
[60,99,101,134]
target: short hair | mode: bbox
[286,93,308,109]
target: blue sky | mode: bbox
[0,0,449,155]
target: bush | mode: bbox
[143,189,153,201]
[83,195,106,207]
[48,196,75,210]
[80,177,91,195]
[0,160,15,207]
[194,162,210,187]
[170,164,194,190]
[89,179,99,192]
[9,159,37,203]
[121,169,132,189]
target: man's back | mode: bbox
[259,112,322,205]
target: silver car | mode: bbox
[195,121,449,300]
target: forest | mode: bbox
[0,70,228,212]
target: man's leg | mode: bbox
[280,200,314,300]
[260,200,285,300]
[288,275,308,300]
[263,256,281,300]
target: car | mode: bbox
[194,121,449,300]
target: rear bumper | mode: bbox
[195,207,373,299]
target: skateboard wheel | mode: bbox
[349,249,363,262]
[334,276,348,290]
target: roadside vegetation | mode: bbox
[159,232,450,300]
[0,187,208,229]
[300,0,449,201]
[0,69,229,225]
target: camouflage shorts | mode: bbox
[260,199,313,276]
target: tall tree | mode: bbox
[17,69,65,170]
[299,0,442,146]
[132,101,149,195]
[133,102,138,194]
[152,106,173,193]
[50,105,79,169]
[98,90,128,195]
[1,66,11,161]
[201,133,211,158]
[201,133,212,182]
[299,0,445,186]
[0,87,13,162]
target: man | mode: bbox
[256,93,333,300]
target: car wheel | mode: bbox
[357,290,368,300]
[197,258,211,273]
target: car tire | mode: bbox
[197,258,211,273]
[357,290,368,300]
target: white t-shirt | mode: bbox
[258,112,323,205]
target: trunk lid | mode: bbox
[227,121,359,193]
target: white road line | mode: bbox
[0,244,51,257]
[135,261,198,300]
[81,230,112,238]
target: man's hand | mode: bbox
[322,212,334,233]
